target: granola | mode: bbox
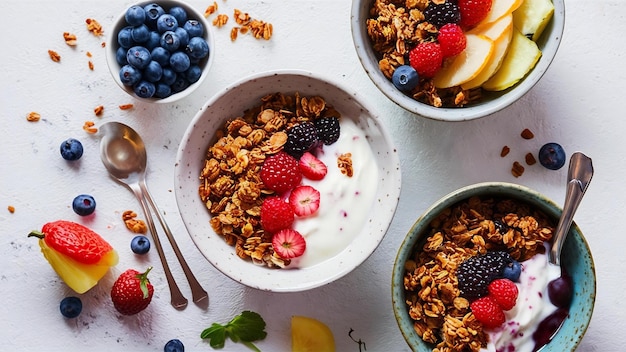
[403,196,554,351]
[122,210,147,234]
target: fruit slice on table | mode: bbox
[29,220,118,294]
[482,27,542,91]
[291,316,335,352]
[478,0,523,26]
[513,0,555,41]
[462,15,514,89]
[433,34,494,89]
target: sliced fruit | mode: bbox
[291,316,336,352]
[513,0,555,41]
[433,34,494,89]
[299,152,327,181]
[462,15,514,89]
[482,27,542,91]
[289,185,321,217]
[478,0,523,26]
[272,229,306,259]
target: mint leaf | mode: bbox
[201,311,267,351]
[200,323,227,348]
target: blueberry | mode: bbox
[72,194,96,216]
[157,14,178,33]
[160,31,181,52]
[154,83,172,98]
[151,46,170,66]
[502,260,522,282]
[144,61,163,82]
[144,3,165,29]
[131,235,151,255]
[145,30,161,51]
[131,24,150,43]
[548,272,573,308]
[171,75,189,93]
[126,46,151,69]
[169,51,190,73]
[391,65,419,92]
[175,27,190,47]
[169,7,188,25]
[161,67,177,86]
[119,64,142,86]
[134,80,156,98]
[183,20,203,38]
[60,138,83,161]
[117,26,135,48]
[116,46,128,65]
[185,36,209,60]
[125,5,146,26]
[538,143,566,170]
[184,65,202,84]
[60,297,82,318]
[164,339,184,352]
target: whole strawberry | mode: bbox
[488,278,519,311]
[458,0,493,28]
[437,23,467,58]
[260,151,302,194]
[470,296,505,329]
[111,267,154,315]
[409,42,443,78]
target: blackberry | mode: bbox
[456,251,513,300]
[423,1,461,28]
[284,122,319,158]
[314,117,340,145]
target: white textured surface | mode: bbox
[0,0,624,351]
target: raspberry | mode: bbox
[260,151,302,194]
[488,278,519,311]
[458,0,493,28]
[423,1,461,28]
[314,117,340,145]
[284,122,319,158]
[470,296,505,329]
[409,42,443,78]
[456,251,513,300]
[437,23,467,58]
[260,197,295,233]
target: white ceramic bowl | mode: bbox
[350,0,565,121]
[175,70,402,292]
[105,0,214,103]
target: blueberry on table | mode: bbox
[392,65,419,92]
[124,5,146,26]
[538,142,566,170]
[72,194,96,216]
[60,138,83,161]
[130,235,151,255]
[126,46,151,70]
[164,339,184,352]
[60,296,82,318]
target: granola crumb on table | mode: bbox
[403,196,554,351]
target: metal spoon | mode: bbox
[99,122,208,309]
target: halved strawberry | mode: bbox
[299,152,327,180]
[272,229,306,259]
[289,185,321,217]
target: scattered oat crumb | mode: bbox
[85,18,104,36]
[338,153,354,177]
[511,161,525,177]
[119,103,134,110]
[63,32,77,46]
[88,61,94,70]
[83,121,97,134]
[213,14,229,27]
[230,27,239,41]
[521,128,534,139]
[48,50,61,62]
[26,111,41,122]
[101,42,106,48]
[205,1,218,17]
[86,51,92,57]
[231,9,273,41]
[525,153,537,165]
[122,210,147,234]
[94,105,104,116]
[500,146,510,157]
[7,205,15,213]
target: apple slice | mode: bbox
[433,34,494,89]
[462,15,514,89]
[513,0,555,41]
[482,27,542,91]
[478,0,523,26]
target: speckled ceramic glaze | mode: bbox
[350,0,565,121]
[392,182,595,351]
[105,0,215,103]
[175,69,401,292]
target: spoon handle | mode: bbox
[140,181,209,305]
[549,152,594,265]
[130,184,189,310]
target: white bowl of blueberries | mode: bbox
[106,0,214,103]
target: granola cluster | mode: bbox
[199,93,341,268]
[366,0,482,107]
[403,196,554,351]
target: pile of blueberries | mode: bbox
[116,3,210,99]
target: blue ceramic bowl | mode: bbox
[392,182,595,351]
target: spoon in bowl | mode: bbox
[99,121,208,309]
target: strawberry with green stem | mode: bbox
[111,267,154,315]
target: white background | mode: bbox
[1,0,624,351]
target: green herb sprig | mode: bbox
[201,310,267,351]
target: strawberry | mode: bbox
[260,151,302,194]
[488,278,519,311]
[260,197,295,233]
[458,0,493,29]
[409,42,443,78]
[470,296,505,329]
[299,152,328,180]
[289,185,321,217]
[272,229,306,259]
[111,267,154,315]
[437,23,467,58]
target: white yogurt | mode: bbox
[289,117,378,268]
[483,250,561,352]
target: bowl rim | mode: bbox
[105,0,215,104]
[174,68,402,292]
[350,0,566,121]
[391,181,596,351]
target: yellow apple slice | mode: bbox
[433,34,494,89]
[482,27,542,91]
[291,316,335,352]
[478,0,523,26]
[513,0,555,41]
[462,15,514,89]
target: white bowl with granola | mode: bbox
[392,182,594,351]
[351,0,565,121]
[174,69,401,292]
